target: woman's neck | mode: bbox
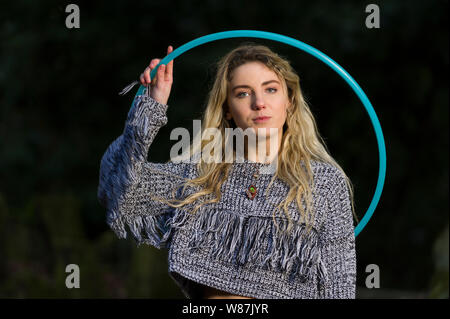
[244,129,281,164]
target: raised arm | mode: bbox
[97,45,190,248]
[97,93,189,248]
[319,167,357,298]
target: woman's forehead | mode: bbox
[227,62,286,93]
[229,62,281,82]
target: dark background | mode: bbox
[0,0,448,298]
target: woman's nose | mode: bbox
[252,95,266,110]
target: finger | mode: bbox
[148,58,159,69]
[157,64,166,86]
[165,45,173,81]
[145,58,159,84]
[150,59,161,84]
[149,58,161,69]
[145,59,157,83]
[144,67,151,84]
[144,59,156,79]
[140,73,146,86]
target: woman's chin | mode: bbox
[254,126,280,137]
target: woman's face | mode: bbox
[226,61,290,138]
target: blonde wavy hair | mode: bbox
[152,43,358,235]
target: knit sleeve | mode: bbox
[97,93,189,248]
[319,167,357,299]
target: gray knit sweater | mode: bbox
[97,92,357,299]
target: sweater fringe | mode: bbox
[108,208,328,287]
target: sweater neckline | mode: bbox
[189,151,277,168]
[230,156,277,175]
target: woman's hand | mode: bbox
[140,45,174,105]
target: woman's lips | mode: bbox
[253,116,271,123]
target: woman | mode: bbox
[98,43,357,299]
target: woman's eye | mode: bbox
[237,88,277,98]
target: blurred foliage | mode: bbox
[0,0,448,298]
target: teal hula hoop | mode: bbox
[133,30,386,237]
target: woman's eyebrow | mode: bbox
[232,80,280,91]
